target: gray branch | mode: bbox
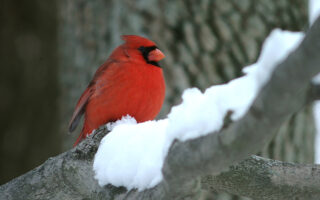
[309,83,320,101]
[202,155,320,200]
[2,16,320,200]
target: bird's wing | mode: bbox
[68,59,117,133]
[68,86,93,132]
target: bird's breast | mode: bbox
[87,62,165,124]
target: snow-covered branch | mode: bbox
[156,16,320,199]
[2,14,320,200]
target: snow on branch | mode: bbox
[2,15,320,200]
[93,29,304,192]
[157,16,320,199]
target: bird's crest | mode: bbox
[121,35,156,48]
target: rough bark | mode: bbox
[1,16,320,200]
[202,155,320,200]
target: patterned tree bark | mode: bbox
[58,0,312,198]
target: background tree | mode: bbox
[0,0,314,199]
[0,0,60,184]
[58,0,311,198]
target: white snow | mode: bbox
[93,29,304,191]
[94,117,168,191]
[309,0,320,25]
[313,103,320,163]
[310,0,320,164]
[105,115,137,131]
[167,29,304,142]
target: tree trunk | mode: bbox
[57,0,311,198]
[0,0,60,184]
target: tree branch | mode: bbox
[2,16,320,200]
[129,16,320,199]
[202,155,320,200]
[309,83,320,101]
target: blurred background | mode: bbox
[0,0,313,199]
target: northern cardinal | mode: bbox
[69,35,166,146]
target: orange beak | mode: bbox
[148,48,165,62]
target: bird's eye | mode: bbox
[138,46,160,67]
[138,46,146,54]
[138,46,156,60]
[138,46,157,55]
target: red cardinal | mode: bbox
[69,35,166,146]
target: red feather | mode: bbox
[69,35,166,146]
